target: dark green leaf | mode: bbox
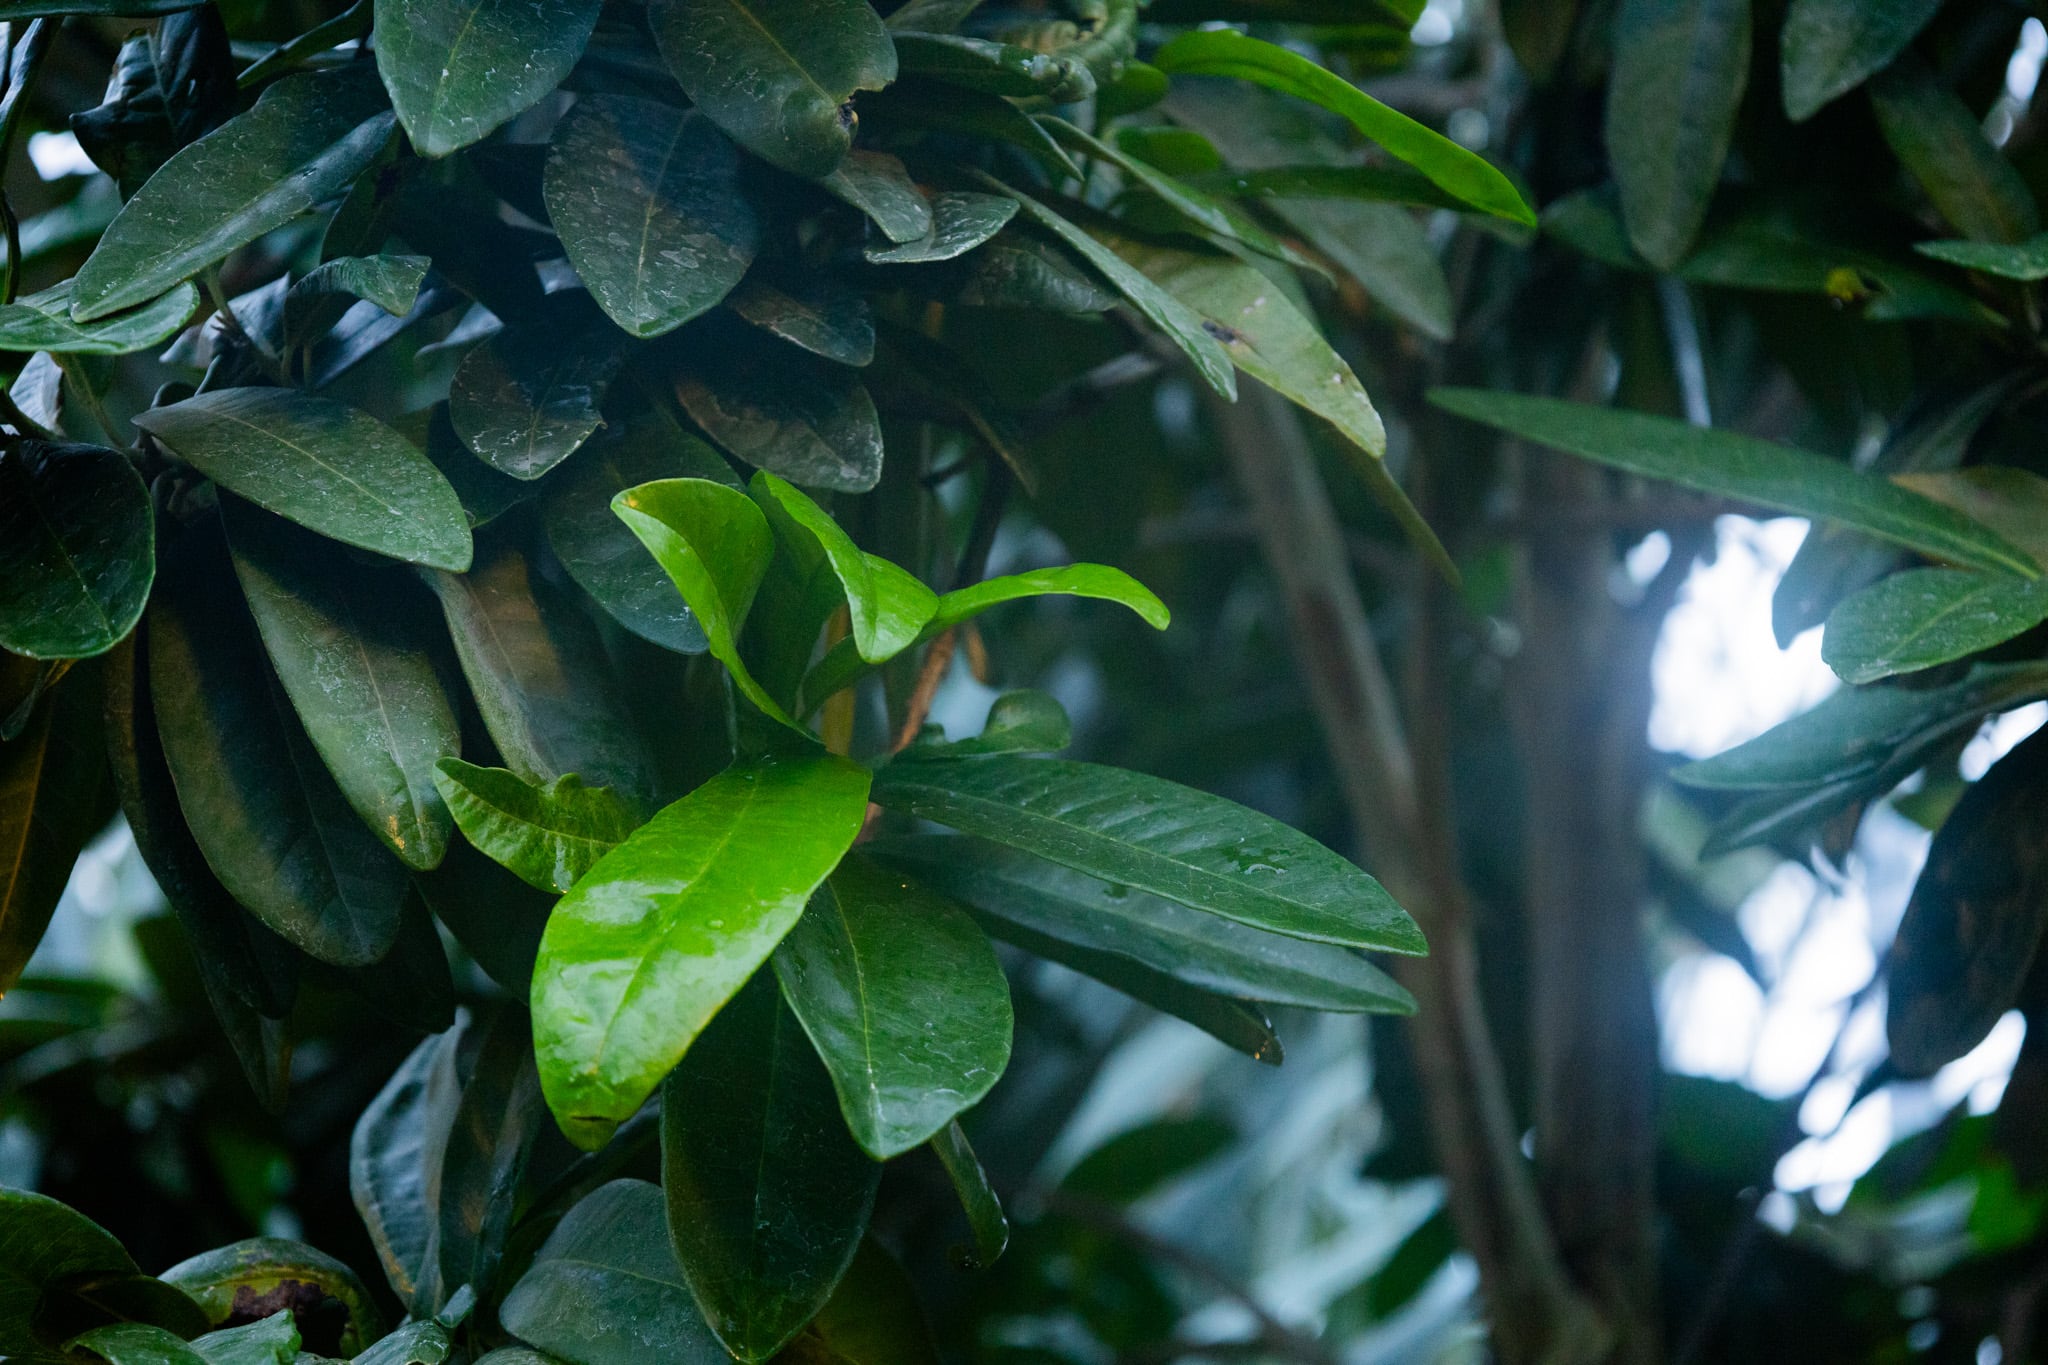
[0,442,152,660]
[67,1323,206,1365]
[431,759,635,894]
[676,332,886,493]
[437,1008,544,1299]
[871,756,1422,952]
[354,1319,452,1365]
[449,319,623,480]
[924,229,1117,313]
[777,1242,937,1365]
[861,82,1078,179]
[816,150,932,245]
[135,389,472,573]
[498,1180,727,1365]
[649,0,897,178]
[1915,233,2048,280]
[900,690,1071,757]
[1605,0,1751,267]
[660,975,879,1363]
[413,835,552,995]
[892,32,1086,98]
[0,280,197,355]
[1183,163,1469,214]
[545,96,759,339]
[532,754,871,1149]
[375,0,601,157]
[331,887,455,1035]
[351,1025,462,1312]
[1870,52,2040,244]
[1427,389,2042,577]
[1780,0,1942,121]
[189,1312,298,1365]
[774,854,1012,1159]
[71,68,395,322]
[727,270,875,366]
[928,1121,1007,1269]
[224,502,459,871]
[873,835,1415,1013]
[0,1188,143,1358]
[1060,1116,1237,1203]
[161,1240,377,1355]
[290,254,430,318]
[1822,568,2048,685]
[863,192,1015,267]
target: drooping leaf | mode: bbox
[532,754,871,1149]
[1604,0,1752,267]
[223,502,459,871]
[0,441,152,660]
[161,1240,377,1355]
[900,690,1071,757]
[1870,52,2041,245]
[648,0,898,178]
[751,472,936,664]
[862,191,1016,266]
[777,1241,938,1365]
[427,539,657,804]
[497,1180,727,1365]
[727,270,875,366]
[135,388,473,572]
[149,527,408,967]
[71,67,396,321]
[544,96,759,339]
[773,854,1012,1159]
[871,755,1422,951]
[1427,389,2042,577]
[675,329,886,494]
[0,280,197,355]
[1151,29,1534,225]
[431,759,635,894]
[660,975,880,1363]
[1821,568,2048,685]
[436,1008,544,1300]
[290,254,431,319]
[375,0,602,157]
[874,835,1416,1013]
[928,1121,1008,1269]
[1780,0,1943,121]
[350,1025,463,1312]
[449,317,623,480]
[816,150,932,245]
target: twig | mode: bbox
[892,629,958,752]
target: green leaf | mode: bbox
[436,1008,544,1300]
[977,179,1235,401]
[1780,0,1942,121]
[659,975,879,1363]
[350,1026,462,1312]
[871,755,1422,952]
[1183,163,1470,214]
[334,887,456,1037]
[375,0,601,157]
[921,229,1117,313]
[431,759,635,894]
[863,192,1015,266]
[1870,52,2040,245]
[498,1180,727,1365]
[777,1242,938,1365]
[892,31,1086,98]
[676,331,886,493]
[449,319,623,480]
[1427,389,2042,577]
[414,837,552,995]
[0,280,197,355]
[901,690,1070,757]
[68,1323,206,1365]
[928,1121,1008,1269]
[150,528,408,967]
[863,83,1079,180]
[1604,0,1752,267]
[1151,30,1534,226]
[1896,468,2048,571]
[190,1313,299,1365]
[71,68,395,322]
[930,565,1170,635]
[0,442,152,660]
[135,389,472,573]
[427,540,657,804]
[162,1240,378,1355]
[816,150,932,245]
[873,835,1415,1013]
[773,854,1012,1159]
[291,254,431,318]
[751,472,937,664]
[532,754,871,1149]
[224,502,459,871]
[545,96,759,339]
[611,477,787,724]
[727,270,875,366]
[1822,568,2048,685]
[0,1188,144,1358]
[1915,233,2048,280]
[1061,1117,1238,1205]
[648,0,896,177]
[354,1319,452,1365]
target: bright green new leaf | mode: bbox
[0,441,152,660]
[1822,568,2048,685]
[649,0,898,178]
[545,96,759,338]
[375,0,602,157]
[432,759,636,893]
[0,279,196,354]
[1152,29,1535,226]
[660,975,880,1362]
[1427,389,2042,577]
[871,755,1424,952]
[1780,0,1943,121]
[135,388,473,572]
[752,472,937,664]
[71,67,395,321]
[774,854,1013,1159]
[531,754,871,1148]
[931,564,1170,635]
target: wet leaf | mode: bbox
[431,759,636,893]
[449,317,623,480]
[1822,568,2048,685]
[0,441,152,660]
[376,0,602,157]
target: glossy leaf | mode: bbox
[874,834,1415,1013]
[545,96,759,339]
[1042,117,1298,267]
[135,388,473,572]
[498,1180,727,1365]
[449,319,623,480]
[752,472,937,664]
[660,976,880,1362]
[71,68,395,321]
[355,1319,452,1365]
[1427,389,2042,577]
[871,755,1422,951]
[0,442,152,660]
[1605,0,1751,267]
[0,280,196,354]
[727,270,875,366]
[1185,163,1470,213]
[224,502,459,871]
[777,1241,938,1365]
[928,1121,1008,1269]
[291,254,431,318]
[189,1312,300,1365]
[611,477,786,723]
[1152,29,1534,226]
[1870,53,2040,245]
[930,565,1170,635]
[1916,233,2048,280]
[67,1323,206,1365]
[428,540,657,803]
[1780,0,1942,121]
[351,1025,462,1312]
[863,191,1016,266]
[648,0,898,178]
[816,150,932,245]
[1822,568,2048,685]
[375,0,602,157]
[774,854,1012,1159]
[532,754,871,1148]
[437,1009,544,1299]
[432,759,635,894]
[675,333,886,494]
